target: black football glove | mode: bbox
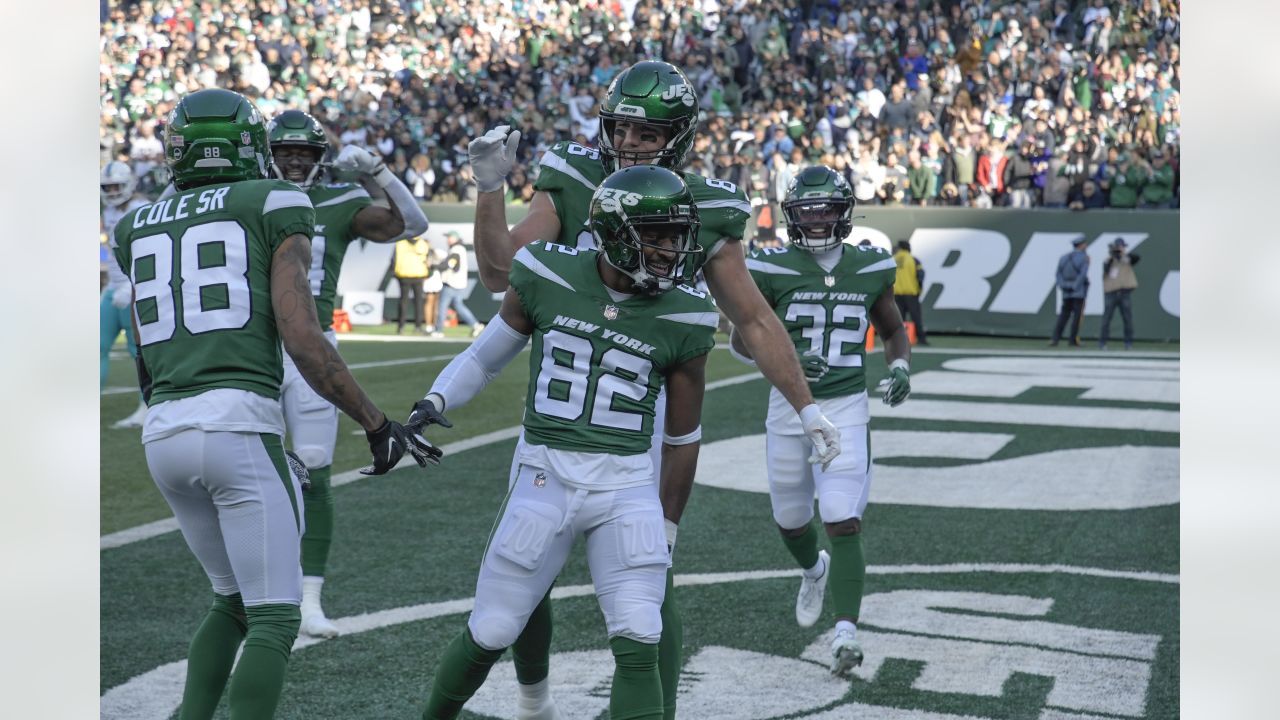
[360,419,444,476]
[407,394,454,432]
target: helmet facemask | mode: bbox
[597,207,703,295]
[783,197,852,253]
[270,145,326,190]
[598,114,694,174]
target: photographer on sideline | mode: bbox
[1098,238,1141,350]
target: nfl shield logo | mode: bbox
[823,275,836,287]
[241,131,252,145]
[603,305,619,320]
[533,472,547,488]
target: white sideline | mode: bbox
[99,564,1178,720]
[101,371,764,550]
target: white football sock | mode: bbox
[803,554,827,580]
[518,677,550,702]
[835,619,857,636]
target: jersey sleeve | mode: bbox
[260,181,315,252]
[689,174,751,260]
[744,249,776,306]
[673,324,717,366]
[508,242,547,319]
[533,142,602,231]
[320,186,373,238]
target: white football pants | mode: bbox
[281,330,339,469]
[145,430,305,605]
[469,464,669,651]
[766,422,871,530]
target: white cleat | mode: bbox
[300,610,340,639]
[796,549,829,628]
[830,627,864,679]
[515,695,564,720]
[111,402,148,429]
[300,576,340,638]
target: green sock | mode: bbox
[423,627,505,719]
[179,593,247,720]
[512,590,553,685]
[609,636,663,720]
[300,465,334,577]
[658,568,681,720]
[829,532,866,621]
[780,522,821,571]
[227,603,299,720]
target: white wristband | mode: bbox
[889,358,910,373]
[372,164,396,188]
[425,392,446,413]
[664,519,679,547]
[663,425,702,446]
[798,403,823,426]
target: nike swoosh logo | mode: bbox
[387,438,398,456]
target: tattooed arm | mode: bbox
[271,233,386,432]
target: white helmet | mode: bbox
[100,162,136,206]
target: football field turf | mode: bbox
[101,334,1179,719]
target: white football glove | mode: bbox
[111,285,131,309]
[799,404,841,471]
[333,145,384,175]
[468,124,521,193]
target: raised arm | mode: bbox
[468,125,563,291]
[333,145,429,242]
[474,188,562,291]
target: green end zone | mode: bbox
[101,339,1178,719]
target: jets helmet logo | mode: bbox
[660,82,695,107]
[596,187,643,214]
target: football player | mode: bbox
[415,166,714,720]
[110,89,439,720]
[465,60,840,720]
[729,165,912,678]
[267,109,430,638]
[100,161,151,428]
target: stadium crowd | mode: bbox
[102,0,1179,210]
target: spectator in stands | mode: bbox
[1050,238,1090,347]
[1141,151,1176,209]
[1069,180,1108,210]
[1098,238,1141,350]
[98,0,1178,209]
[1109,153,1144,209]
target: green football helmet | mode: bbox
[164,89,270,190]
[597,61,700,174]
[267,109,330,190]
[783,165,856,253]
[590,166,703,295]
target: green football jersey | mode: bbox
[532,141,751,266]
[307,182,373,329]
[112,179,315,404]
[746,243,897,398]
[509,240,718,456]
